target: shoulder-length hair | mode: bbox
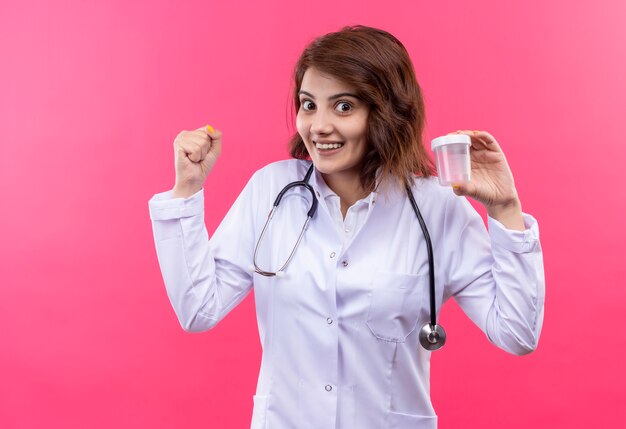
[289,25,435,192]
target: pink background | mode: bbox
[1,0,624,427]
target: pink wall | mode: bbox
[1,0,624,427]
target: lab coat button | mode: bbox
[326,317,333,324]
[330,252,336,259]
[325,384,333,392]
[341,260,349,267]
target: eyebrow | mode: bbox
[298,90,359,100]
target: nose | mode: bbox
[310,108,333,136]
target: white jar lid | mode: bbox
[431,134,471,150]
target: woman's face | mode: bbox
[296,67,369,186]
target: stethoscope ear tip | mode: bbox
[275,270,286,278]
[248,265,256,273]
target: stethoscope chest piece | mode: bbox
[419,323,447,351]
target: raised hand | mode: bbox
[172,125,222,198]
[449,130,525,230]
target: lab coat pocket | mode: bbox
[250,395,268,429]
[386,410,437,429]
[366,272,427,342]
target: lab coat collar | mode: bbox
[305,161,415,210]
[308,163,380,206]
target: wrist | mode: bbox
[172,183,202,199]
[486,198,525,231]
[486,197,521,215]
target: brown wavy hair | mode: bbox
[289,25,435,192]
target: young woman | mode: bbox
[149,25,545,429]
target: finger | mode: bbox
[207,136,222,158]
[447,130,486,151]
[198,138,222,172]
[187,135,212,161]
[194,125,211,133]
[473,131,503,154]
[451,180,477,197]
[451,182,464,196]
[450,129,479,140]
[457,130,498,152]
[204,126,223,157]
[177,140,204,163]
[207,127,222,141]
[187,127,217,152]
[192,126,213,141]
[468,130,499,146]
[192,125,215,144]
[473,130,497,143]
[195,124,223,140]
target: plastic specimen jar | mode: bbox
[431,134,472,186]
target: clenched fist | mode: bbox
[172,125,222,198]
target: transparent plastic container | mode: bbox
[431,134,471,186]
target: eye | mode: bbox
[335,102,353,113]
[301,100,315,111]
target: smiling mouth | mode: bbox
[315,142,344,150]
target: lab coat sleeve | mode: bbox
[148,174,259,332]
[443,196,545,355]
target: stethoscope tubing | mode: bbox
[252,163,445,350]
[253,165,318,277]
[405,185,437,328]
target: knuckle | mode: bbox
[174,130,189,144]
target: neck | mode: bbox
[321,171,369,219]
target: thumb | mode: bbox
[208,133,222,157]
[451,182,470,197]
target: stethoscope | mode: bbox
[252,164,446,351]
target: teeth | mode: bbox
[316,142,343,150]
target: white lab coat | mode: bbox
[148,159,545,429]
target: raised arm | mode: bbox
[148,125,257,332]
[443,129,545,355]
